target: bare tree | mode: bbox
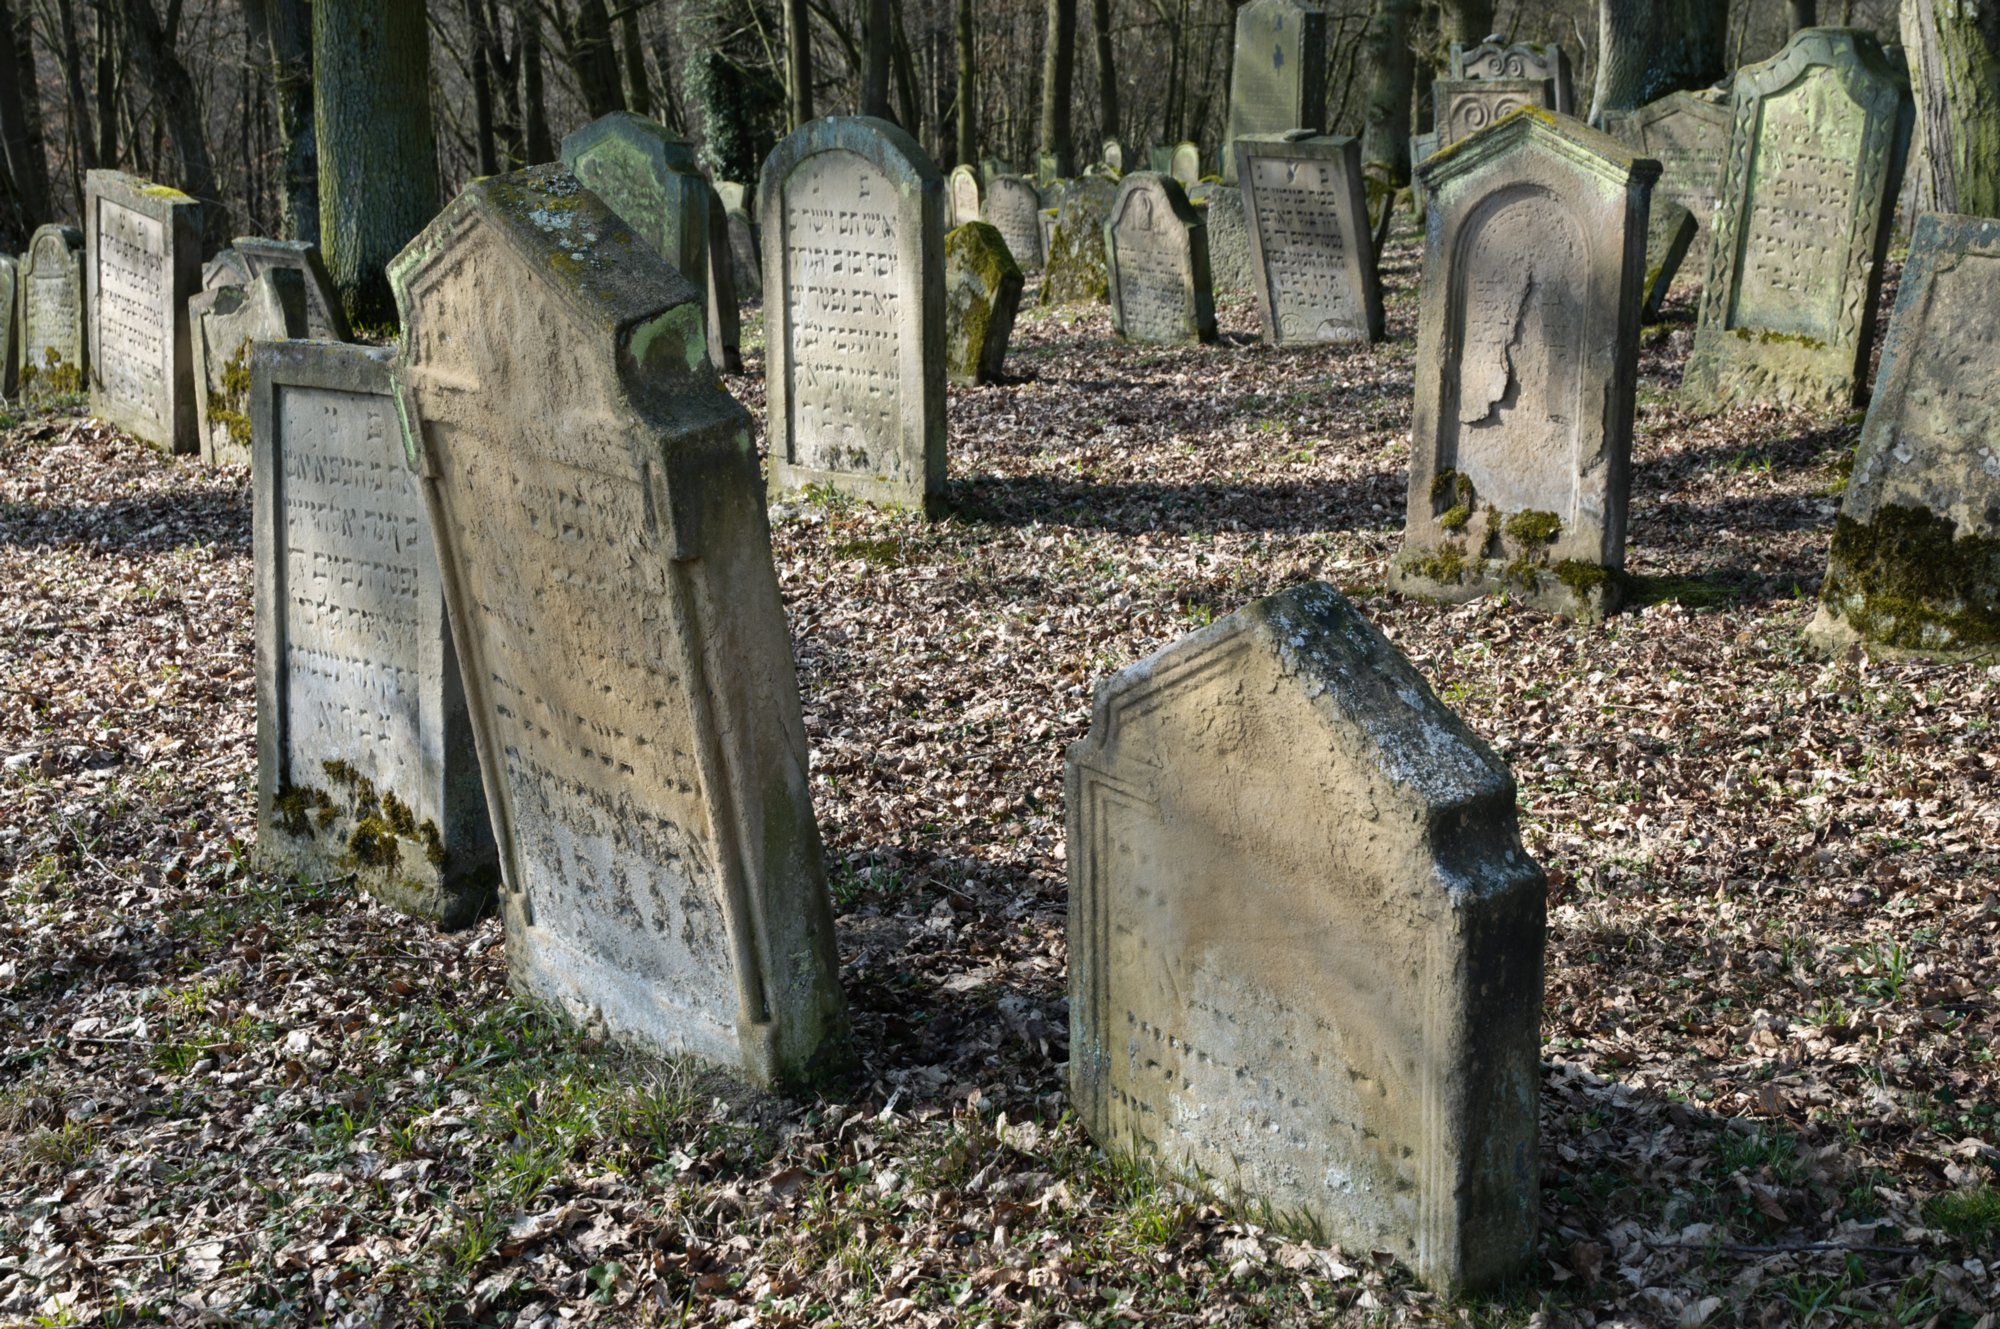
[1038,0,1076,176]
[117,0,229,246]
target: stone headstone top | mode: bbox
[949,163,982,226]
[227,238,351,341]
[1452,38,1575,113]
[1222,0,1328,183]
[19,224,86,399]
[1168,142,1203,189]
[1235,132,1383,346]
[1435,78,1558,149]
[190,268,311,466]
[979,157,1014,186]
[1105,173,1217,346]
[984,174,1045,272]
[85,169,203,453]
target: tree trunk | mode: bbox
[518,0,553,162]
[618,3,651,114]
[1588,0,1728,125]
[56,0,96,180]
[954,0,974,164]
[96,7,118,167]
[863,0,891,116]
[786,0,813,126]
[316,0,438,328]
[1901,0,2000,218]
[1362,0,1417,184]
[0,0,50,231]
[468,0,499,174]
[118,0,228,246]
[890,0,920,132]
[1093,0,1118,144]
[262,0,317,244]
[1038,0,1076,177]
[1788,0,1817,30]
[563,0,624,118]
[1439,0,1492,44]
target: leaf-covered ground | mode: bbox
[2,233,1997,1327]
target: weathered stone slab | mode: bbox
[1104,173,1216,345]
[1435,78,1558,149]
[1394,111,1658,620]
[1189,184,1253,297]
[1452,39,1575,113]
[1148,146,1175,174]
[1222,0,1328,183]
[984,174,1045,272]
[1807,212,2000,659]
[716,182,763,302]
[191,269,311,466]
[18,224,86,400]
[1604,90,1730,279]
[1068,580,1544,1295]
[1641,199,1698,321]
[1684,29,1911,413]
[1235,131,1383,346]
[390,166,852,1087]
[1041,183,1116,307]
[761,116,946,513]
[252,340,497,928]
[979,157,1014,186]
[950,163,982,226]
[1102,138,1124,172]
[944,221,1023,385]
[0,257,16,399]
[1409,130,1441,209]
[220,238,350,341]
[85,169,203,453]
[1169,142,1203,189]
[203,248,252,292]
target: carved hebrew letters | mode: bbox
[96,201,168,421]
[1727,68,1862,340]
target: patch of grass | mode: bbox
[1924,1186,2000,1241]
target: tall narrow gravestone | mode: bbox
[253,341,498,928]
[1222,0,1328,184]
[1807,213,2000,659]
[191,269,311,466]
[18,225,86,400]
[210,238,351,341]
[1393,111,1658,620]
[1452,39,1575,113]
[1068,581,1544,1295]
[715,181,763,302]
[944,221,1024,385]
[1435,78,1558,149]
[1104,173,1217,346]
[1683,29,1911,413]
[0,257,16,399]
[761,116,946,513]
[85,170,202,453]
[984,175,1045,272]
[390,167,852,1086]
[1234,132,1383,346]
[950,164,982,226]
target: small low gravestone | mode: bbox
[1188,184,1254,298]
[761,116,946,513]
[1102,138,1124,173]
[950,164,982,226]
[1394,110,1658,620]
[1435,78,1558,149]
[1041,182,1116,306]
[1069,580,1544,1295]
[390,166,853,1086]
[252,340,497,928]
[18,225,86,400]
[1169,142,1203,189]
[1105,174,1217,345]
[191,269,311,466]
[1222,0,1328,183]
[0,257,16,399]
[984,175,1045,272]
[1641,199,1698,321]
[1807,212,2000,659]
[1452,38,1575,113]
[944,221,1024,385]
[1148,146,1175,174]
[86,169,202,453]
[1235,132,1383,346]
[218,238,350,341]
[1604,90,1731,300]
[979,157,1014,186]
[1683,28,1911,413]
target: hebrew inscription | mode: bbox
[1244,151,1372,342]
[95,201,169,422]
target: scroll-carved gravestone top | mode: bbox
[252,341,497,928]
[1605,91,1730,283]
[1641,200,1698,321]
[1452,39,1575,113]
[761,116,946,513]
[984,174,1045,272]
[1394,111,1658,620]
[950,164,982,226]
[1684,28,1911,413]
[1808,212,2000,659]
[1169,142,1203,188]
[1222,0,1328,184]
[390,166,852,1086]
[0,257,16,399]
[220,238,351,341]
[1235,132,1383,346]
[86,169,202,453]
[1041,181,1116,307]
[191,269,310,466]
[944,221,1024,385]
[19,225,86,400]
[1105,174,1216,345]
[1068,581,1544,1295]
[1435,79,1557,149]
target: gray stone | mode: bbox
[1068,580,1544,1296]
[1409,130,1441,210]
[0,257,15,399]
[18,225,86,400]
[1807,212,2000,659]
[716,183,764,302]
[1641,199,1698,321]
[1435,78,1558,149]
[202,248,252,292]
[1604,91,1732,304]
[1148,146,1175,174]
[944,221,1024,385]
[85,169,202,453]
[984,174,1045,272]
[251,340,497,929]
[1684,28,1912,413]
[1235,132,1383,345]
[1452,39,1575,114]
[1169,142,1203,189]
[979,157,1014,186]
[190,269,311,466]
[1104,173,1217,345]
[1222,0,1328,183]
[389,166,852,1087]
[950,163,982,226]
[1191,185,1254,298]
[1102,138,1124,172]
[218,238,350,341]
[1041,184,1116,307]
[1394,112,1658,620]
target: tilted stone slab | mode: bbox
[761,116,946,513]
[191,269,311,466]
[252,340,498,928]
[1603,90,1731,295]
[1808,212,2000,660]
[86,170,202,453]
[1104,173,1216,345]
[222,238,351,341]
[390,166,852,1087]
[0,256,16,399]
[984,174,1045,272]
[1394,110,1658,620]
[1452,39,1575,113]
[18,225,86,400]
[950,164,982,226]
[1222,0,1328,183]
[1683,28,1911,413]
[944,221,1024,386]
[1235,131,1383,346]
[1068,581,1544,1295]
[1641,199,1698,322]
[1435,78,1557,149]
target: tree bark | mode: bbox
[954,0,974,164]
[118,0,228,246]
[518,0,553,162]
[618,3,651,114]
[863,0,891,116]
[1093,0,1118,143]
[1901,0,2000,218]
[468,0,499,174]
[55,0,96,180]
[1361,0,1417,184]
[262,0,317,244]
[1788,0,1817,29]
[0,0,50,231]
[563,0,625,118]
[786,0,813,126]
[1588,0,1728,125]
[96,5,118,167]
[1439,0,1492,44]
[1037,0,1076,177]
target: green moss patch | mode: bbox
[1821,504,2000,653]
[1431,470,1475,531]
[1504,509,1562,544]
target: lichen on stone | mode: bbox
[1820,503,2000,652]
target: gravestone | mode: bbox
[1435,78,1558,149]
[1102,138,1124,172]
[1235,132,1383,346]
[1807,212,2000,659]
[1393,111,1658,620]
[190,269,311,466]
[1041,181,1116,306]
[1104,173,1217,345]
[1068,580,1544,1295]
[18,225,86,400]
[1409,130,1441,209]
[219,238,350,341]
[203,248,252,292]
[1452,38,1575,114]
[716,182,764,302]
[252,340,497,928]
[1683,29,1911,413]
[1169,142,1203,189]
[979,157,1014,186]
[944,221,1024,385]
[1605,92,1730,256]
[950,163,982,226]
[390,166,852,1087]
[1189,184,1254,298]
[0,257,15,399]
[984,174,1045,272]
[1641,199,1698,321]
[85,169,203,453]
[1148,146,1175,174]
[1222,0,1328,183]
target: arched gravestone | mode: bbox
[86,169,202,454]
[1168,142,1203,189]
[1068,581,1544,1296]
[389,167,853,1087]
[1102,138,1124,172]
[984,174,1045,271]
[18,225,86,399]
[1808,213,2000,660]
[1104,173,1217,345]
[1393,110,1658,621]
[1222,0,1328,184]
[1435,78,1557,149]
[1234,131,1383,346]
[1683,28,1911,414]
[1452,39,1575,114]
[761,116,946,514]
[251,340,498,929]
[207,238,351,341]
[949,163,982,226]
[0,257,16,398]
[190,268,311,466]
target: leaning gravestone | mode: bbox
[716,182,763,302]
[18,225,86,400]
[85,169,203,453]
[1169,142,1203,189]
[950,163,982,226]
[1435,77,1557,149]
[1041,181,1117,306]
[390,166,853,1086]
[1393,110,1658,620]
[984,174,1045,272]
[1068,580,1544,1295]
[1222,0,1328,183]
[217,238,350,341]
[1604,91,1730,278]
[1235,132,1382,345]
[1641,199,1698,321]
[1188,184,1254,298]
[190,268,311,466]
[252,340,498,928]
[1683,29,1911,413]
[944,221,1024,385]
[1105,173,1217,345]
[1807,212,2000,659]
[761,116,946,513]
[1452,39,1576,113]
[0,257,16,399]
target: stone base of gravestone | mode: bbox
[192,270,311,466]
[1642,200,1698,322]
[944,222,1024,385]
[1392,528,1627,621]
